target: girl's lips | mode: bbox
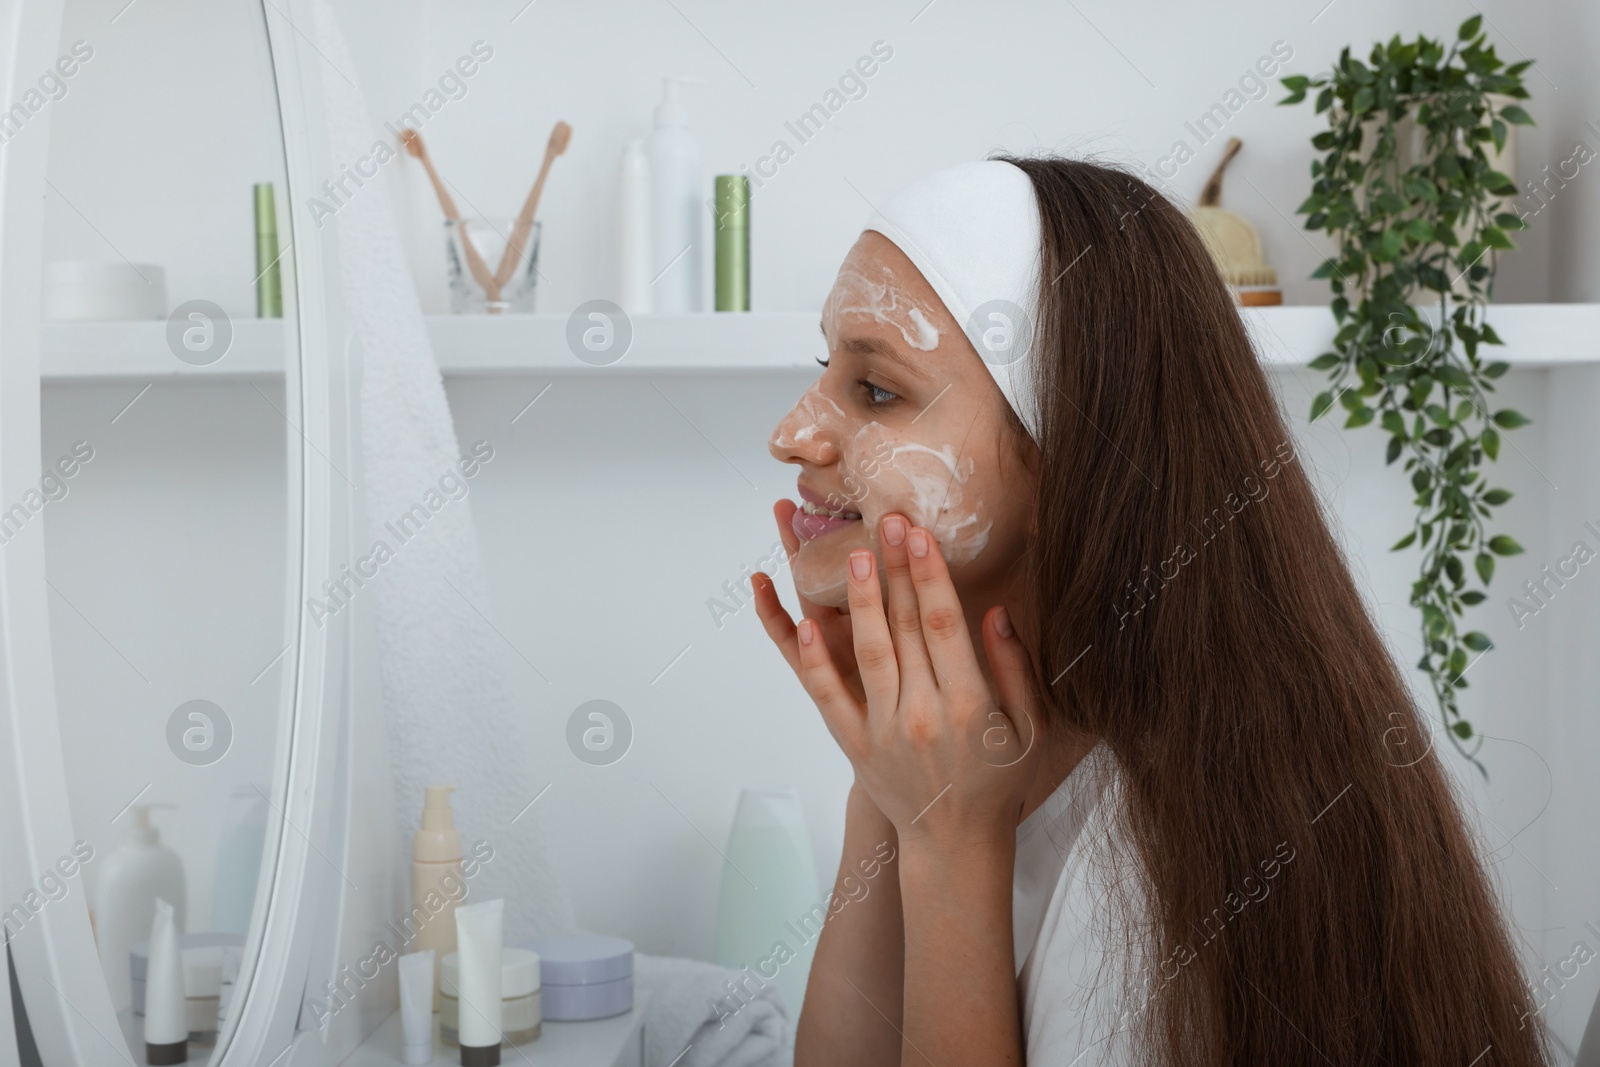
[791,506,862,542]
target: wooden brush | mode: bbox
[399,128,501,304]
[493,121,572,289]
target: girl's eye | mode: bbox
[863,381,899,407]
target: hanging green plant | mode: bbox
[1278,15,1535,775]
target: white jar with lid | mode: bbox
[440,947,541,1047]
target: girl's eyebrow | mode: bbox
[817,320,935,384]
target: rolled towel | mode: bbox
[634,953,791,1067]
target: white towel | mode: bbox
[634,953,792,1067]
[308,0,574,943]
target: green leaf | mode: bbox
[1309,353,1342,371]
[1391,530,1417,551]
[1482,488,1512,505]
[1463,631,1493,651]
[1482,427,1501,460]
[1475,552,1494,584]
[1379,227,1404,260]
[1459,14,1483,38]
[1461,590,1487,605]
[1488,534,1524,556]
[1376,191,1410,214]
[1492,408,1531,428]
[1445,554,1465,585]
[1405,218,1434,241]
[1352,86,1375,114]
[1452,720,1474,739]
[1481,226,1515,250]
[1485,170,1518,195]
[1386,435,1404,465]
[1310,391,1335,422]
[1280,74,1311,92]
[1500,104,1534,126]
[1484,361,1510,378]
[1346,406,1376,428]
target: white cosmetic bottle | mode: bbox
[144,898,188,1066]
[94,803,186,1011]
[619,139,653,313]
[647,77,702,312]
[412,785,464,1010]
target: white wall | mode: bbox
[30,0,1600,1055]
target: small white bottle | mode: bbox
[619,139,653,314]
[93,804,187,1011]
[647,77,703,313]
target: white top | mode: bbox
[1013,741,1146,1064]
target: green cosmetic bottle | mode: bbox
[254,182,283,318]
[714,175,749,312]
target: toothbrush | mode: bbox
[399,129,502,304]
[492,121,572,289]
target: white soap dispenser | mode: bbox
[647,76,703,313]
[93,803,187,1011]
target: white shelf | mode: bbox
[37,306,1600,380]
[1241,303,1600,370]
[42,318,289,380]
[340,995,650,1067]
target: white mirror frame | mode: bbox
[0,1,380,1064]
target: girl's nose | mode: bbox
[769,388,842,466]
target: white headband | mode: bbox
[863,159,1044,442]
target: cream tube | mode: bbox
[144,898,187,1066]
[398,949,436,1065]
[453,899,503,1067]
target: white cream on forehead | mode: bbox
[823,253,943,353]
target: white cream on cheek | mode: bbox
[849,421,993,567]
[823,252,942,353]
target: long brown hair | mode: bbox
[995,153,1550,1065]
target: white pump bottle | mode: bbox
[92,803,187,1011]
[647,77,703,313]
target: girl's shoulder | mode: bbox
[1017,744,1151,1065]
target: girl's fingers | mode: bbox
[904,525,982,691]
[751,570,802,676]
[773,498,801,567]
[794,617,866,753]
[843,547,900,716]
[875,513,934,686]
[980,604,1041,765]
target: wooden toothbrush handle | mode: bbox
[494,161,553,289]
[457,221,502,304]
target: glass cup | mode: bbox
[446,218,540,314]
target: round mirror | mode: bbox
[35,0,301,1061]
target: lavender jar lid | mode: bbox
[520,933,633,985]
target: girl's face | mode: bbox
[769,230,1038,608]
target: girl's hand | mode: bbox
[758,512,1042,850]
[754,499,868,706]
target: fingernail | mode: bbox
[798,619,814,646]
[994,606,1014,638]
[849,550,872,581]
[908,528,928,558]
[882,514,906,547]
